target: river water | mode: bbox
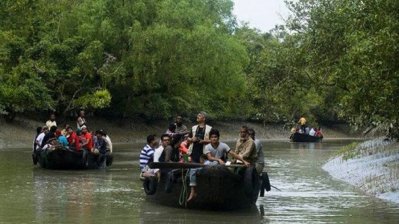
[0,140,398,223]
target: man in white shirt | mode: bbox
[45,113,57,129]
[35,126,49,150]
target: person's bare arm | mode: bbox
[228,151,250,167]
[199,139,211,145]
[206,153,225,164]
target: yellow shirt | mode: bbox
[298,117,306,125]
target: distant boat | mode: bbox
[290,132,323,142]
[32,147,113,169]
[142,162,270,210]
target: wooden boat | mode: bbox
[32,146,113,169]
[290,132,323,142]
[142,162,270,210]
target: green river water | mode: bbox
[0,140,398,224]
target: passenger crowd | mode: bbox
[139,112,265,201]
[33,110,113,167]
[291,116,323,137]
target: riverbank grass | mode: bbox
[323,138,399,204]
[336,142,360,160]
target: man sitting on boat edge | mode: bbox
[66,126,81,151]
[233,126,257,168]
[139,134,158,179]
[156,134,180,164]
[93,130,112,168]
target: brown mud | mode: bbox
[0,116,361,149]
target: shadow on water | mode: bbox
[290,142,323,150]
[139,199,265,224]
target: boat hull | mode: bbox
[290,132,323,142]
[143,165,260,210]
[33,147,112,169]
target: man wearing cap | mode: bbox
[188,112,212,163]
[81,125,93,152]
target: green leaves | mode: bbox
[0,62,54,114]
[73,89,111,109]
[273,0,399,133]
[0,0,251,120]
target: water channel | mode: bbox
[0,140,398,223]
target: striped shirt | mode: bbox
[139,144,155,171]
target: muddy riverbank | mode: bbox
[0,116,358,149]
[323,138,399,204]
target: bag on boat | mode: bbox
[260,172,271,197]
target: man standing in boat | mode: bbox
[45,113,57,130]
[298,115,307,134]
[175,115,189,135]
[76,110,87,130]
[248,128,264,174]
[173,115,190,148]
[188,112,212,163]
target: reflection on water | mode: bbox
[0,141,399,223]
[261,140,399,224]
[139,200,263,224]
[32,171,116,223]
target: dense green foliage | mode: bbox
[239,0,399,137]
[1,0,398,137]
[0,0,248,120]
[283,0,399,137]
